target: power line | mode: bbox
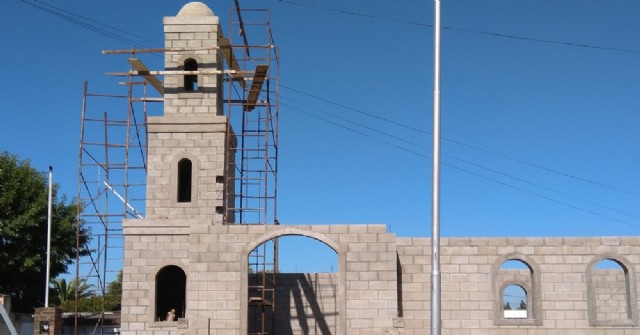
[283,91,640,220]
[280,95,426,150]
[281,84,426,134]
[276,0,640,55]
[281,85,638,197]
[282,102,640,230]
[280,101,428,159]
[21,0,153,48]
[32,0,159,46]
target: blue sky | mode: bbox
[1,1,639,273]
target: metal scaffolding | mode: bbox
[75,79,155,333]
[224,7,279,335]
[74,5,279,335]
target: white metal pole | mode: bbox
[45,166,53,308]
[431,0,442,334]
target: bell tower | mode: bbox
[144,2,234,223]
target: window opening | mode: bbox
[503,284,527,319]
[592,258,631,321]
[184,58,198,92]
[496,258,537,324]
[155,265,186,321]
[177,158,192,203]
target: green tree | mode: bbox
[51,278,92,306]
[518,299,527,310]
[59,274,121,312]
[504,302,512,310]
[104,271,122,311]
[0,152,89,312]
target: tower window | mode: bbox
[155,265,186,321]
[177,158,192,203]
[184,58,198,92]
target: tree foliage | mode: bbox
[0,152,89,312]
[58,273,121,312]
[51,278,92,306]
[518,299,527,310]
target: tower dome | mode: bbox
[177,2,214,17]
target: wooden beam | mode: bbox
[107,70,234,76]
[128,58,165,95]
[218,33,246,89]
[244,65,269,112]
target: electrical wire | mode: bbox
[21,0,154,49]
[280,85,639,197]
[32,0,159,46]
[281,102,640,230]
[280,101,428,159]
[276,0,640,55]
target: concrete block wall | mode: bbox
[397,236,640,335]
[163,7,222,116]
[592,270,629,321]
[120,219,192,334]
[271,273,339,335]
[121,220,640,335]
[145,115,230,221]
[121,223,403,335]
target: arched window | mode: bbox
[493,256,541,325]
[184,58,198,92]
[587,257,638,325]
[503,284,527,319]
[155,265,186,321]
[177,158,192,203]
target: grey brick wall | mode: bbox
[121,219,640,335]
[397,237,640,335]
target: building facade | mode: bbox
[120,3,640,335]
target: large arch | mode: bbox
[240,227,347,335]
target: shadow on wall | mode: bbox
[269,273,338,335]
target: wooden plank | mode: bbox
[107,69,237,76]
[128,58,165,95]
[244,65,269,112]
[218,33,246,88]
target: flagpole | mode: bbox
[45,166,53,307]
[431,0,442,334]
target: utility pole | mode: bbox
[45,166,53,307]
[431,0,442,334]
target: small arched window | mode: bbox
[503,284,527,319]
[155,265,186,321]
[184,58,198,92]
[177,158,192,203]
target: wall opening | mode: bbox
[248,235,339,335]
[494,257,539,325]
[155,265,186,321]
[184,58,198,92]
[503,284,527,319]
[591,258,632,322]
[177,158,192,203]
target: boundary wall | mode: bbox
[120,222,640,335]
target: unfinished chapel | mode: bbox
[117,2,640,335]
